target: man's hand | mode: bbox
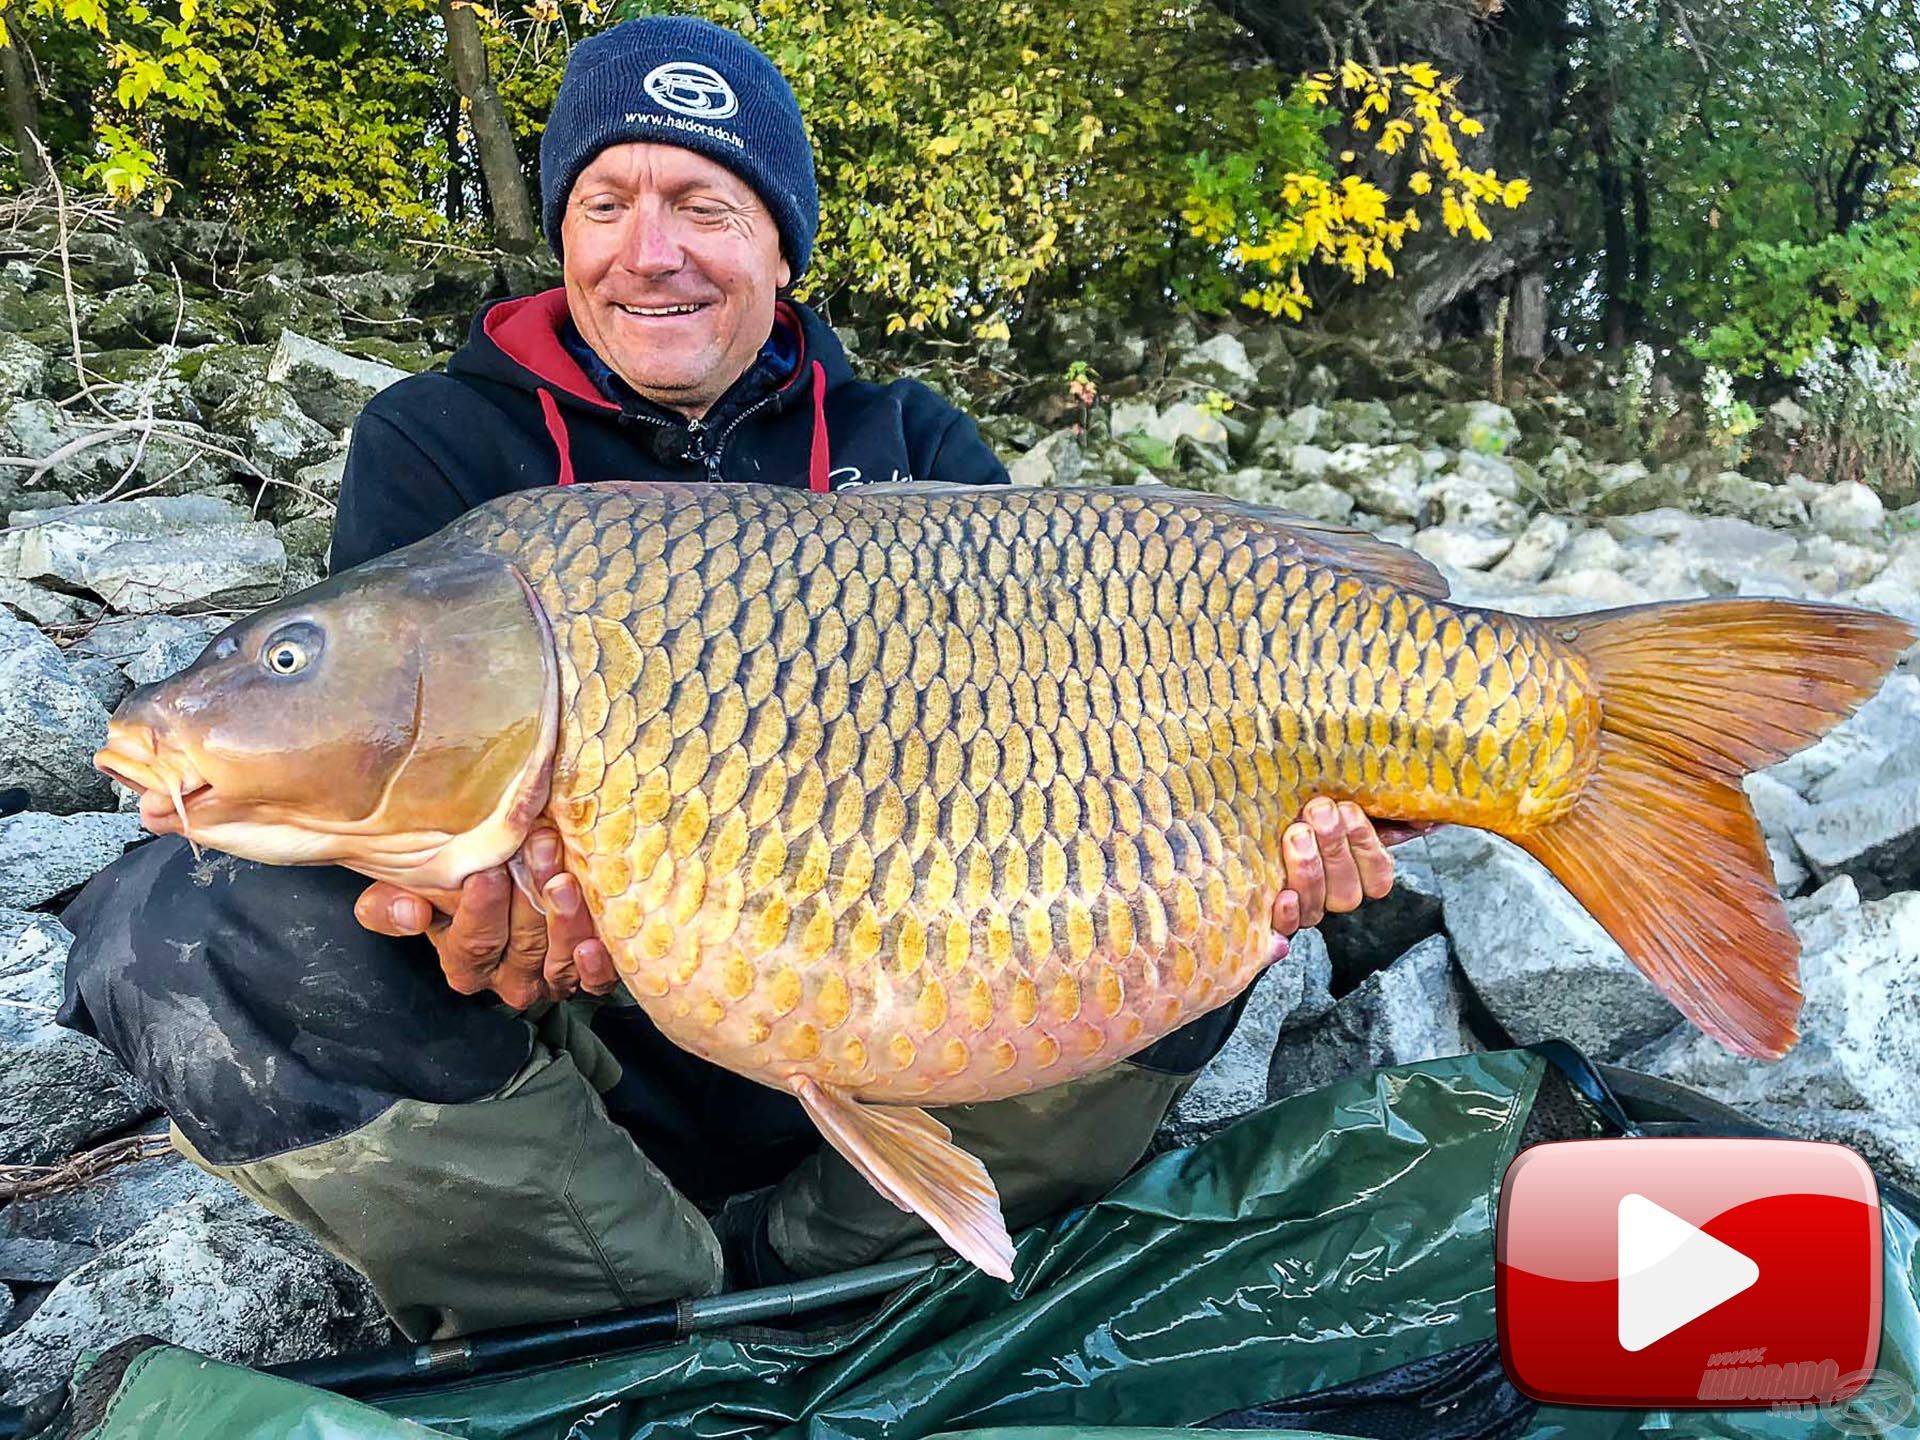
[1268,797,1396,949]
[353,825,619,1009]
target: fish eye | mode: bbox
[260,623,322,677]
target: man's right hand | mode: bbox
[353,824,619,1009]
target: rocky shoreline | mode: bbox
[0,210,1914,1404]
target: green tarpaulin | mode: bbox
[59,1051,1920,1440]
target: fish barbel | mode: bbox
[95,481,1915,1278]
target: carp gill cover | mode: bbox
[93,481,1916,1278]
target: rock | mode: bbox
[63,655,132,714]
[265,329,409,432]
[1792,773,1920,900]
[80,285,168,350]
[1422,471,1528,536]
[0,335,48,400]
[72,346,202,426]
[1315,840,1446,992]
[1623,880,1920,1193]
[212,379,337,485]
[1171,333,1256,399]
[1268,935,1474,1101]
[0,812,145,908]
[125,627,215,685]
[0,1193,388,1405]
[0,915,152,1168]
[1431,401,1520,456]
[1144,940,1328,1159]
[0,613,113,813]
[184,344,272,412]
[0,1237,98,1286]
[1490,513,1571,583]
[1411,526,1512,573]
[238,274,344,343]
[0,399,231,500]
[1264,480,1354,523]
[1790,534,1884,596]
[1251,405,1326,460]
[1767,397,1808,432]
[1322,399,1396,446]
[1321,444,1424,521]
[0,496,285,614]
[1851,532,1920,627]
[62,231,149,289]
[1704,472,1808,530]
[1007,428,1084,489]
[1551,526,1626,576]
[0,1147,232,1250]
[0,578,89,628]
[1144,401,1228,450]
[1762,675,1920,802]
[1429,829,1680,1060]
[1809,481,1885,541]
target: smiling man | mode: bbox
[59,17,1395,1342]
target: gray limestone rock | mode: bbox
[1315,840,1446,992]
[0,812,145,908]
[0,1193,388,1405]
[1624,880,1920,1193]
[1808,481,1885,541]
[1171,333,1256,400]
[0,496,284,615]
[1430,401,1520,456]
[265,329,410,432]
[1430,829,1681,1060]
[0,399,231,500]
[211,379,337,487]
[0,919,152,1168]
[1411,525,1512,573]
[0,613,113,813]
[1007,428,1085,489]
[0,1147,232,1250]
[1320,444,1424,521]
[62,655,132,715]
[1156,930,1332,1149]
[1489,513,1571,584]
[0,579,88,629]
[1268,935,1475,1101]
[0,335,48,401]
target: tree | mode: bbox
[0,12,51,185]
[440,0,537,250]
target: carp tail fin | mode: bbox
[790,1077,1016,1282]
[1514,598,1913,1060]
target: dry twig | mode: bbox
[0,1132,174,1204]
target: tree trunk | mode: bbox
[441,0,537,251]
[1509,271,1548,360]
[0,20,49,186]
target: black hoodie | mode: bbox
[329,288,1009,572]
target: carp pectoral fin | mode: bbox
[789,1076,1016,1282]
[1515,598,1915,1061]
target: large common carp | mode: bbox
[95,481,1914,1278]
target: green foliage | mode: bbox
[1692,206,1920,375]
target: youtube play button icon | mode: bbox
[1498,1138,1882,1408]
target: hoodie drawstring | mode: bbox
[542,369,828,494]
[538,388,577,487]
[808,360,831,493]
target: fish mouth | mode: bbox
[95,728,218,852]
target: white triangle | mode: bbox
[1617,1192,1761,1352]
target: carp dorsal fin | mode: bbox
[840,482,1450,599]
[1116,485,1452,599]
[789,1076,1015,1282]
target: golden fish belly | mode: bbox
[481,483,1601,1106]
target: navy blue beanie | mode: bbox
[539,17,818,277]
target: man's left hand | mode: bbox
[1268,797,1396,948]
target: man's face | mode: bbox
[562,142,791,421]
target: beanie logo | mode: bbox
[643,61,739,120]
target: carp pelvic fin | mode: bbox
[1515,598,1915,1060]
[789,1076,1016,1282]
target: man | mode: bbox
[59,17,1395,1342]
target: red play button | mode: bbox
[1497,1138,1882,1407]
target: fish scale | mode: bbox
[462,482,1591,1110]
